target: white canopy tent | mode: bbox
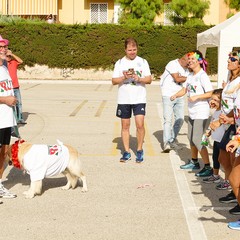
[197,12,240,87]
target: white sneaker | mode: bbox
[203,174,221,183]
[0,184,17,199]
[162,143,172,153]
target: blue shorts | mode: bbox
[0,127,11,147]
[116,103,146,119]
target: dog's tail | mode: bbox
[56,139,63,146]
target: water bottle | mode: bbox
[201,134,209,146]
[235,148,240,157]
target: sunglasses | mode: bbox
[229,57,238,62]
[0,45,7,49]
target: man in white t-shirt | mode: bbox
[112,38,152,163]
[160,54,189,152]
[0,56,17,199]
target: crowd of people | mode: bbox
[1,34,240,230]
[112,37,240,231]
[167,49,240,230]
[0,35,25,202]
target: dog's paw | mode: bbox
[81,187,88,193]
[23,191,35,199]
[61,184,71,190]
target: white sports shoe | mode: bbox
[163,143,172,153]
[0,184,17,199]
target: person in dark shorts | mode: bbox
[0,55,18,199]
[112,38,152,163]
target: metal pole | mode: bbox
[7,0,9,15]
[73,0,74,24]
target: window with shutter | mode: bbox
[90,3,108,24]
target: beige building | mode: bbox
[0,0,116,23]
[0,0,235,25]
[58,0,115,24]
[158,0,233,25]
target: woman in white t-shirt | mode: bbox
[0,57,17,199]
[210,52,240,196]
[225,86,240,229]
[170,50,213,177]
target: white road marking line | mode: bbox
[157,102,207,240]
[170,150,207,240]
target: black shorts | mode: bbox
[219,124,236,150]
[0,127,11,147]
[116,103,146,119]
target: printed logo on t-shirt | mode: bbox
[48,145,61,156]
[187,83,196,93]
[221,99,229,109]
[234,106,240,120]
[135,70,142,77]
[0,79,12,92]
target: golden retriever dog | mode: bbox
[7,139,88,198]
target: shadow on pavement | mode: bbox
[177,143,237,224]
[112,135,138,154]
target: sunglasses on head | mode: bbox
[229,57,238,62]
[231,51,239,56]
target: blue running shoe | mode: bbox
[195,166,213,177]
[136,150,144,163]
[120,151,131,162]
[180,160,200,169]
[228,219,240,230]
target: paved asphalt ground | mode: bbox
[1,80,240,240]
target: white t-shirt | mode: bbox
[233,88,240,127]
[211,110,225,142]
[112,56,151,104]
[160,59,189,97]
[183,69,213,119]
[0,66,16,128]
[23,142,69,182]
[221,77,240,115]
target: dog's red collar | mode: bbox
[11,140,25,169]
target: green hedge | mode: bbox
[0,23,216,77]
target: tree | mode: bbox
[118,0,164,26]
[169,0,210,25]
[224,0,240,11]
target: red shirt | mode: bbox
[7,59,20,88]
